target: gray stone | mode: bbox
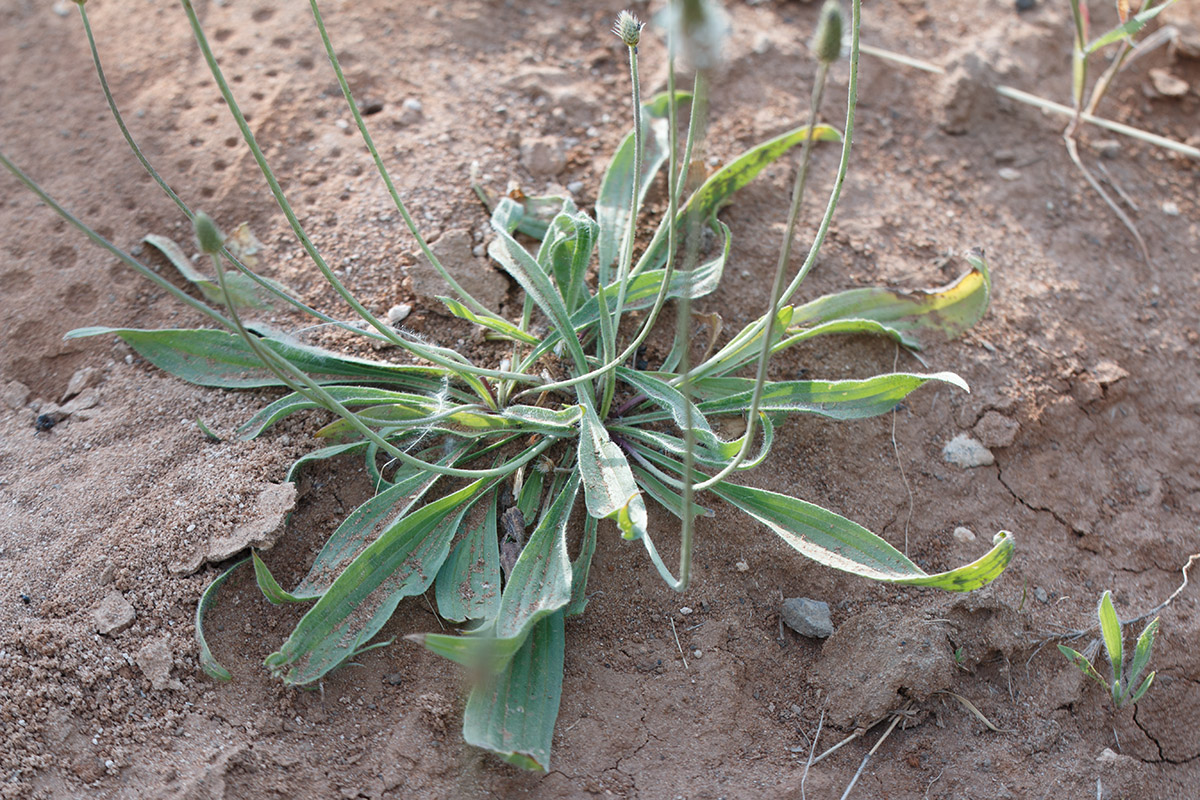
[519,135,567,178]
[392,98,423,128]
[782,597,833,639]
[61,367,101,402]
[136,637,183,691]
[1,380,30,410]
[953,526,977,543]
[411,228,509,312]
[92,592,136,635]
[942,433,995,468]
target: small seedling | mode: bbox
[1058,590,1159,708]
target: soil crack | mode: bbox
[995,463,1074,531]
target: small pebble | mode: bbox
[942,434,995,468]
[998,167,1020,181]
[679,606,693,616]
[735,561,749,572]
[781,597,834,639]
[387,303,412,325]
[567,180,585,195]
[692,649,703,659]
[953,526,977,543]
[1149,68,1189,97]
[1162,201,1180,216]
[1034,586,1049,604]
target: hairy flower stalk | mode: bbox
[690,0,843,492]
[599,10,647,415]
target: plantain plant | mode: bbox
[0,0,1014,770]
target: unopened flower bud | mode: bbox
[612,10,644,48]
[812,0,844,65]
[666,0,730,70]
[193,211,224,255]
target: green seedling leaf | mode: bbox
[265,479,492,684]
[710,480,1013,590]
[1126,617,1160,696]
[788,251,991,349]
[690,372,969,421]
[435,490,502,623]
[462,609,566,772]
[67,327,449,389]
[195,557,250,682]
[1130,670,1157,705]
[143,233,292,311]
[495,474,579,640]
[196,417,222,441]
[1086,1,1175,53]
[1057,644,1110,691]
[1098,590,1123,691]
[597,91,685,278]
[578,403,647,541]
[537,201,599,314]
[439,297,541,345]
[492,193,568,240]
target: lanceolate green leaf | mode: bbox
[1086,2,1175,53]
[578,403,647,541]
[195,557,250,682]
[710,480,1013,590]
[488,198,588,373]
[597,91,685,280]
[265,479,492,684]
[1127,617,1159,695]
[566,516,598,618]
[788,252,991,349]
[419,474,580,671]
[1098,590,1123,692]
[462,610,566,772]
[691,372,969,421]
[439,297,541,344]
[239,385,464,440]
[143,232,292,311]
[537,203,599,314]
[435,491,502,623]
[284,441,368,483]
[1057,644,1110,690]
[67,326,450,389]
[287,449,460,599]
[638,124,841,272]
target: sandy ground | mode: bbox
[2,0,1199,797]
